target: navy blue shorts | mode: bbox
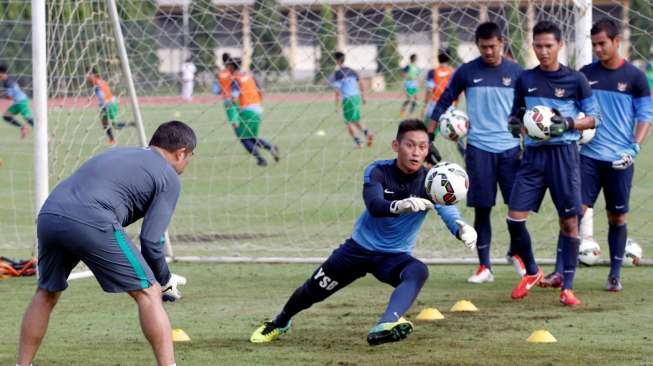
[37,214,155,293]
[581,155,633,214]
[509,143,581,217]
[307,239,427,293]
[465,144,521,208]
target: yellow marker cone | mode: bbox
[450,300,479,312]
[172,328,191,342]
[416,307,445,321]
[527,330,557,343]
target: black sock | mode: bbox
[3,115,22,127]
[26,117,34,126]
[608,223,627,278]
[507,218,538,275]
[474,207,492,268]
[561,235,580,289]
[409,101,417,114]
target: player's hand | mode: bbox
[612,143,640,170]
[162,273,187,302]
[456,220,477,250]
[425,142,442,166]
[390,197,434,214]
[549,109,575,137]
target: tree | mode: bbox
[629,0,653,60]
[315,6,337,83]
[118,1,161,91]
[189,0,218,74]
[251,0,289,80]
[376,8,401,84]
[0,1,32,82]
[505,0,526,65]
[446,22,462,67]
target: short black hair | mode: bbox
[0,64,7,74]
[396,119,428,141]
[409,54,417,62]
[591,18,620,40]
[475,22,503,43]
[149,121,197,153]
[226,57,241,70]
[438,50,450,64]
[533,20,562,42]
[334,51,345,63]
[89,67,98,76]
[222,53,231,63]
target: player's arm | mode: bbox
[433,204,477,249]
[507,76,527,137]
[552,74,601,135]
[613,74,653,169]
[363,166,432,217]
[429,69,464,139]
[357,74,366,104]
[94,87,106,108]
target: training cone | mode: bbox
[416,307,445,321]
[527,330,557,343]
[450,300,479,312]
[172,328,191,342]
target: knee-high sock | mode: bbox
[378,261,429,324]
[554,235,564,274]
[561,234,580,290]
[507,218,538,275]
[401,100,410,110]
[474,207,492,268]
[3,115,22,127]
[255,138,273,151]
[26,117,33,126]
[608,223,627,278]
[409,101,417,114]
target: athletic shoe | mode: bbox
[367,317,413,346]
[606,276,622,292]
[467,265,494,284]
[20,125,29,139]
[366,132,375,147]
[507,254,526,277]
[560,289,581,306]
[257,157,268,167]
[511,268,543,300]
[250,320,292,343]
[539,271,563,288]
[271,145,280,162]
[107,138,117,146]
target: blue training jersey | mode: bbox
[351,159,461,254]
[1,77,28,103]
[329,67,361,99]
[431,57,523,153]
[511,64,602,146]
[579,61,653,162]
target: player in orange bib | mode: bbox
[214,53,240,124]
[86,69,133,145]
[421,51,455,126]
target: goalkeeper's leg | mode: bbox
[129,285,175,366]
[17,289,61,366]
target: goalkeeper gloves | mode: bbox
[456,220,477,250]
[612,143,640,170]
[549,109,575,137]
[508,107,526,138]
[162,273,187,302]
[425,143,442,166]
[390,197,434,214]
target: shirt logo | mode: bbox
[589,80,599,86]
[437,71,450,77]
[617,82,627,92]
[473,78,483,84]
[502,77,512,86]
[384,189,395,194]
[555,88,565,98]
[527,87,538,93]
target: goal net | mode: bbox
[1,0,652,264]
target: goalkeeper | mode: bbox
[16,121,195,366]
[250,119,477,346]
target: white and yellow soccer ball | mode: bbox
[425,162,469,205]
[578,239,601,266]
[623,238,643,266]
[523,105,556,140]
[439,109,469,141]
[576,112,596,145]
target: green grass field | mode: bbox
[1,263,652,365]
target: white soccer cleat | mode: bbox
[467,265,494,284]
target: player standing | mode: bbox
[250,119,477,346]
[330,51,374,148]
[227,58,279,167]
[0,64,33,139]
[399,54,419,117]
[180,58,196,102]
[506,21,601,306]
[429,22,525,283]
[16,121,195,366]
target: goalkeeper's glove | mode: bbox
[549,109,575,137]
[425,142,442,166]
[508,107,526,138]
[390,197,434,214]
[162,273,187,302]
[612,143,640,170]
[456,220,477,250]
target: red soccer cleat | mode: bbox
[560,289,581,306]
[511,268,543,300]
[367,132,375,147]
[20,125,29,139]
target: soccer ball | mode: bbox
[623,238,643,266]
[439,109,469,141]
[424,162,469,205]
[578,239,601,266]
[577,112,596,144]
[523,106,556,140]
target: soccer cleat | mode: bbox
[507,254,527,277]
[107,138,117,146]
[250,320,292,343]
[257,157,268,167]
[270,145,280,162]
[560,289,581,306]
[366,132,375,147]
[467,265,494,284]
[539,271,563,288]
[20,125,29,139]
[511,268,543,300]
[367,317,413,346]
[606,276,622,292]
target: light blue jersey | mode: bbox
[2,77,28,103]
[329,67,361,99]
